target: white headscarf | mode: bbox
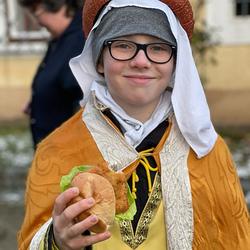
[69,0,217,158]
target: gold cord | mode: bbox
[132,148,158,199]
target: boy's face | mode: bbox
[97,34,175,117]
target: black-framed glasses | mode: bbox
[104,40,176,64]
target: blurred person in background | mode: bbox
[18,0,85,148]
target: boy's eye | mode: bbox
[150,44,167,52]
[113,41,134,50]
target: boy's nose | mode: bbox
[130,49,151,68]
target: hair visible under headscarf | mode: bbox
[92,6,177,66]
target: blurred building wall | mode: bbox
[0,55,40,87]
[191,0,250,128]
[0,55,41,121]
[0,0,46,122]
[204,0,250,90]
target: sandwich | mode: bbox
[60,165,136,233]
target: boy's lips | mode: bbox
[124,75,155,85]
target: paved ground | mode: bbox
[0,204,24,250]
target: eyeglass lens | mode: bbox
[107,40,175,64]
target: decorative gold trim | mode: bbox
[119,174,162,249]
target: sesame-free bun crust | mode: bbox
[71,172,116,233]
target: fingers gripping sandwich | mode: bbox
[60,164,136,233]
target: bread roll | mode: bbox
[71,172,116,233]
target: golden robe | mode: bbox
[17,109,250,249]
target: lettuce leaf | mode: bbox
[115,184,137,221]
[60,165,92,192]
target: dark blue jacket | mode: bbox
[30,11,84,147]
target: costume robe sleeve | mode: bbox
[189,135,250,249]
[17,111,107,249]
[17,143,62,250]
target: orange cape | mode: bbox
[18,110,250,249]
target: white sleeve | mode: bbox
[29,218,53,249]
